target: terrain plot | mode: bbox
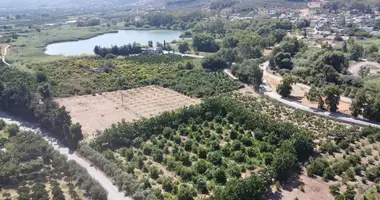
[56,85,200,139]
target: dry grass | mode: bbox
[56,85,200,139]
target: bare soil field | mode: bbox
[56,86,201,139]
[348,60,380,76]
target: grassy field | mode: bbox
[5,23,125,65]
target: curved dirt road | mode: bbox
[2,45,10,66]
[0,112,130,200]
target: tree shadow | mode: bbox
[287,95,303,103]
[281,169,304,191]
[266,169,305,200]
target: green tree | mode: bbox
[274,52,293,70]
[201,56,228,71]
[196,178,208,194]
[323,85,341,112]
[306,86,321,102]
[234,59,263,90]
[350,43,364,61]
[192,33,219,52]
[178,40,190,53]
[177,184,196,200]
[342,41,348,53]
[214,168,227,184]
[5,124,19,137]
[350,89,367,117]
[148,40,153,47]
[217,48,239,66]
[276,75,294,98]
[363,94,380,122]
[271,149,298,180]
[211,173,271,200]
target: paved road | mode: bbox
[224,61,380,128]
[2,45,10,66]
[0,112,130,200]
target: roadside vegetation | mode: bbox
[0,123,107,200]
[0,63,83,149]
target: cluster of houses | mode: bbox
[309,11,380,37]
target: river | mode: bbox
[45,29,183,56]
[0,112,129,200]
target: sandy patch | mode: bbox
[270,171,334,200]
[348,60,380,76]
[264,72,352,115]
[56,85,201,139]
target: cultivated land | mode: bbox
[56,86,200,139]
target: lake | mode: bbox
[45,30,183,56]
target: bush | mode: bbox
[207,151,223,165]
[307,158,329,177]
[180,167,195,181]
[323,167,336,180]
[5,124,19,137]
[163,178,173,192]
[214,169,227,184]
[201,56,228,71]
[319,141,338,154]
[196,178,208,194]
[177,184,196,200]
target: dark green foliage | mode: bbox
[51,181,65,200]
[5,124,19,137]
[276,75,293,98]
[177,184,196,200]
[323,167,336,180]
[90,96,314,198]
[178,40,190,53]
[196,178,208,194]
[0,65,83,149]
[192,33,219,52]
[94,43,142,57]
[307,158,329,177]
[271,147,298,180]
[201,56,228,71]
[366,166,380,181]
[0,132,107,200]
[214,168,227,184]
[163,178,173,192]
[172,70,241,98]
[232,59,263,90]
[211,172,271,200]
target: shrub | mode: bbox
[323,167,336,181]
[307,158,329,177]
[163,178,173,192]
[177,184,196,200]
[180,167,195,181]
[196,178,208,194]
[214,169,227,184]
[207,151,223,165]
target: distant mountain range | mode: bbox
[0,0,143,9]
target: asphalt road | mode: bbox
[0,112,130,200]
[224,61,380,128]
